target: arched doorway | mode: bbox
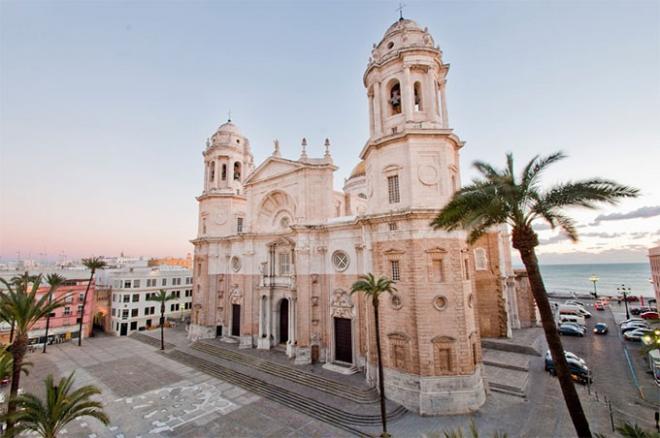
[279,299,289,344]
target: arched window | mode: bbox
[209,161,215,182]
[414,81,423,111]
[221,164,227,181]
[234,162,241,181]
[389,81,401,115]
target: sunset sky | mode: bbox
[1,1,659,264]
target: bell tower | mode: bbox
[360,19,485,416]
[362,18,462,216]
[197,120,255,238]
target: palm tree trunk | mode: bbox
[373,299,388,436]
[78,269,95,347]
[6,333,27,434]
[516,239,592,437]
[43,291,53,353]
[160,302,165,351]
[9,320,14,344]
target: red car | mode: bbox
[594,302,605,311]
[640,311,659,320]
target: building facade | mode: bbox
[30,278,95,346]
[650,246,660,305]
[96,266,193,336]
[189,18,519,415]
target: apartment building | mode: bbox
[96,266,193,336]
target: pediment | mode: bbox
[244,157,303,186]
[425,247,448,254]
[383,248,406,255]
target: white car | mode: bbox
[545,350,587,366]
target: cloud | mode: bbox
[533,223,553,231]
[536,248,649,264]
[581,232,623,239]
[592,206,660,225]
[539,234,571,245]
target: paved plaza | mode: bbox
[9,325,641,437]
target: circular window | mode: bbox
[332,251,350,272]
[231,256,241,272]
[391,294,403,310]
[236,139,240,144]
[433,295,448,311]
[280,217,290,229]
[387,41,394,49]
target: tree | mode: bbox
[3,372,109,438]
[147,289,175,350]
[351,273,397,438]
[0,275,65,435]
[42,274,66,354]
[6,273,41,344]
[431,152,638,438]
[79,257,107,347]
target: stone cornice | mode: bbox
[359,129,464,160]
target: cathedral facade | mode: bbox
[189,18,519,415]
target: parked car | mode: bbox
[565,300,586,308]
[559,323,585,337]
[631,307,643,316]
[594,302,605,311]
[559,321,586,335]
[619,295,639,303]
[593,323,608,334]
[545,350,586,367]
[624,328,652,342]
[620,317,644,325]
[545,357,592,384]
[641,311,660,320]
[621,321,649,333]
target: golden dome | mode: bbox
[350,160,366,178]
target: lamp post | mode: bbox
[590,274,599,299]
[618,284,631,320]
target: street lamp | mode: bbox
[590,274,600,299]
[618,284,632,320]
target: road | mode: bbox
[552,300,660,429]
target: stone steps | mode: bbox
[192,340,378,404]
[165,349,407,436]
[130,332,175,350]
[482,349,530,372]
[484,363,529,399]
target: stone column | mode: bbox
[287,297,296,357]
[403,65,413,122]
[428,70,441,123]
[373,81,382,137]
[439,80,449,128]
[266,294,272,346]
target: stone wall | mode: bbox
[514,269,538,328]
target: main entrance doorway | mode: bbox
[279,299,289,344]
[334,317,352,363]
[231,304,241,336]
[120,323,128,336]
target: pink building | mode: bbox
[29,278,96,345]
[650,246,660,305]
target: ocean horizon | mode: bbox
[529,262,654,297]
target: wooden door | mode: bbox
[334,317,352,363]
[279,299,289,344]
[232,304,241,336]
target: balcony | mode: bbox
[261,275,295,289]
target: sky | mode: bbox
[1,0,659,265]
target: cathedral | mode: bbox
[189,17,521,415]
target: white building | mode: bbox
[97,266,193,336]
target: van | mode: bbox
[559,304,592,319]
[649,350,660,387]
[559,314,586,326]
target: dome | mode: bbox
[383,18,423,38]
[216,121,241,136]
[349,160,366,178]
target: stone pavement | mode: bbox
[18,334,349,437]
[11,326,628,437]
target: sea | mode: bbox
[537,263,654,298]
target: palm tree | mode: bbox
[42,274,66,354]
[351,273,397,438]
[78,257,107,347]
[3,372,109,438]
[6,273,41,344]
[0,275,65,434]
[431,152,638,438]
[147,289,175,350]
